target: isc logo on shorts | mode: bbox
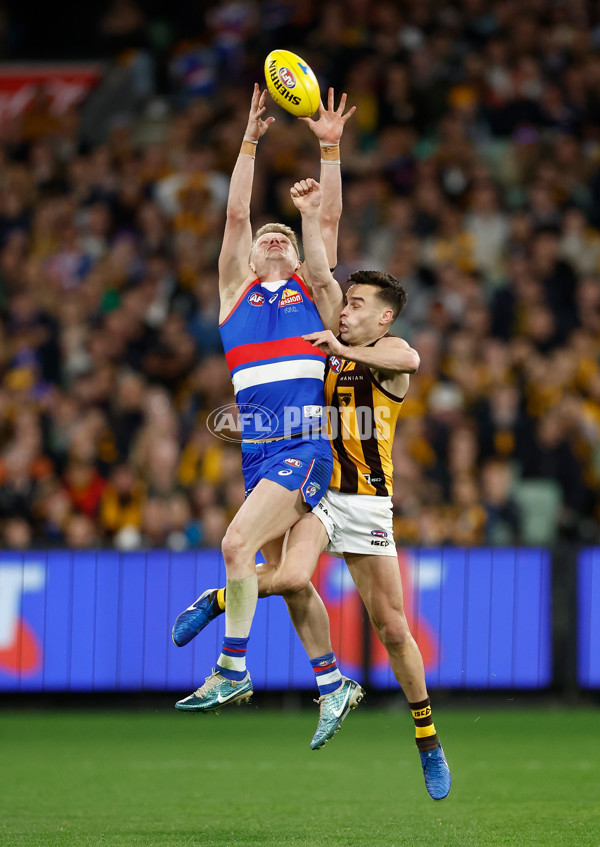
[370,539,390,547]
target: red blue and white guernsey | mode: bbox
[219,273,327,440]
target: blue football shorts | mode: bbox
[241,436,333,509]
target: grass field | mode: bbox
[1,704,599,847]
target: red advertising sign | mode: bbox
[0,63,103,120]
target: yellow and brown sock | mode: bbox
[409,697,439,753]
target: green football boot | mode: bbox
[310,677,364,750]
[175,671,253,712]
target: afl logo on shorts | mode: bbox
[284,458,302,467]
[278,67,296,89]
[370,530,388,538]
[329,356,342,373]
[247,291,265,307]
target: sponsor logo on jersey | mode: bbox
[329,356,342,373]
[303,405,322,418]
[364,474,384,485]
[370,529,388,538]
[278,67,296,89]
[247,291,265,307]
[279,287,303,308]
[284,458,302,467]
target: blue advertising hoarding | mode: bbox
[578,548,600,689]
[369,547,551,689]
[0,547,552,692]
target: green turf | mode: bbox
[1,705,599,846]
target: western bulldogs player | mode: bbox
[174,86,364,743]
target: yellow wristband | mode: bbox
[319,142,340,162]
[240,139,257,158]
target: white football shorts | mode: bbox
[313,489,397,557]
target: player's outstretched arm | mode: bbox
[300,88,355,269]
[303,331,420,376]
[290,178,343,332]
[218,85,275,306]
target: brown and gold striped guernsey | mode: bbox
[324,336,405,496]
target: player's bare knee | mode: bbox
[222,525,253,566]
[373,614,411,651]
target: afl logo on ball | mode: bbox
[329,356,342,373]
[278,67,296,89]
[247,292,265,307]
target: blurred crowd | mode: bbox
[0,0,599,549]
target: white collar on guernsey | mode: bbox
[260,279,288,292]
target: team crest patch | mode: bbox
[284,458,302,467]
[329,356,342,373]
[248,291,264,307]
[279,288,303,308]
[338,392,352,406]
[304,482,320,498]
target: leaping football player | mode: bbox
[175,178,452,801]
[173,86,366,748]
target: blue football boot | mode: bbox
[175,670,253,712]
[419,743,451,800]
[310,677,364,750]
[172,589,224,647]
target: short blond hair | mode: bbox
[251,223,300,258]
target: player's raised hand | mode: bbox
[290,178,322,212]
[302,329,344,356]
[245,83,275,141]
[300,88,356,144]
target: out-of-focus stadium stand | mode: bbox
[0,0,598,550]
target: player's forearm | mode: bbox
[318,142,342,268]
[342,343,420,374]
[301,208,335,287]
[226,137,258,221]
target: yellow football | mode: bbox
[264,49,320,117]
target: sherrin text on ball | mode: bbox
[264,49,320,117]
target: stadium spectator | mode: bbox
[0,0,598,548]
